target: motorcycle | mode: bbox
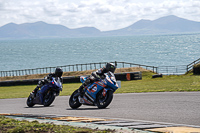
[27,77,62,107]
[69,72,119,109]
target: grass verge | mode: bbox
[0,71,200,132]
[0,71,200,99]
[0,116,113,133]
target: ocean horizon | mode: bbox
[1,33,200,72]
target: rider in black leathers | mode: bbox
[31,67,63,97]
[78,62,116,96]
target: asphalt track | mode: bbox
[0,92,200,127]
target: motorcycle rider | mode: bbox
[31,67,63,98]
[78,62,116,96]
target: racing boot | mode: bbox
[31,86,39,97]
[78,78,92,97]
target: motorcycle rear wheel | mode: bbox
[69,89,82,109]
[43,92,55,107]
[97,90,113,109]
[26,95,35,107]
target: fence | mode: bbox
[157,65,187,75]
[186,58,200,72]
[1,58,200,77]
[0,61,157,77]
[156,58,200,75]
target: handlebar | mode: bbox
[51,77,63,91]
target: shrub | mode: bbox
[193,63,200,75]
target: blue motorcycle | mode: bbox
[27,77,62,107]
[69,72,119,109]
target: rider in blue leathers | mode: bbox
[31,68,63,103]
[78,63,116,96]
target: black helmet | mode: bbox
[105,63,116,73]
[55,67,63,77]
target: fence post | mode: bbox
[76,64,78,71]
[166,67,168,75]
[11,71,14,77]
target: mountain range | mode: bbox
[0,15,200,39]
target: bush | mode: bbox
[193,63,200,75]
[8,126,25,133]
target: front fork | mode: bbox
[102,88,108,97]
[40,89,52,104]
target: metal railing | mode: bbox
[187,58,200,72]
[157,65,187,75]
[0,61,157,77]
[2,58,200,77]
[116,61,158,73]
[156,58,200,75]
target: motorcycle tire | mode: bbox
[69,89,82,109]
[26,95,35,107]
[43,92,55,107]
[97,90,113,109]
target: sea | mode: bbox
[0,33,200,72]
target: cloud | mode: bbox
[94,6,111,14]
[0,0,200,31]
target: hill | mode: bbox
[0,15,200,39]
[104,15,200,35]
[0,21,101,39]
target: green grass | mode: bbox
[118,74,200,93]
[1,72,200,132]
[0,83,81,99]
[0,116,113,133]
[0,72,200,99]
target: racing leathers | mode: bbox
[78,64,115,96]
[32,73,62,97]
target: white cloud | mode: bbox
[0,0,199,31]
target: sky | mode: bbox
[0,0,200,31]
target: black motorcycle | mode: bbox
[27,77,62,107]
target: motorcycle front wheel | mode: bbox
[26,95,35,107]
[43,91,55,107]
[97,90,113,109]
[69,89,82,109]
